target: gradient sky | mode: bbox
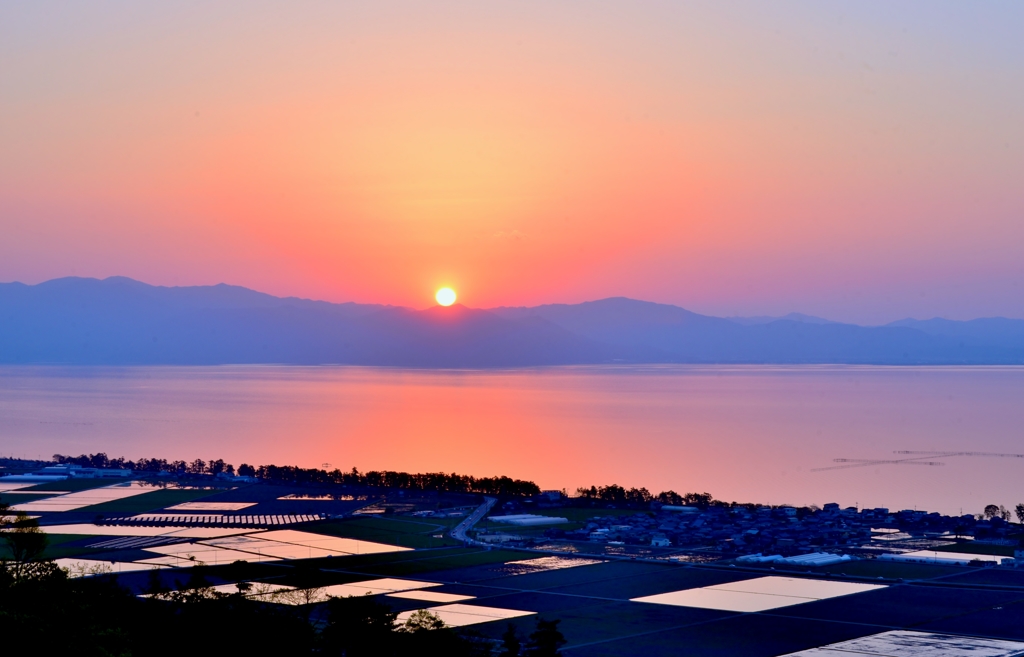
[2,2,1022,324]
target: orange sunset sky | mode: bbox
[2,2,1022,324]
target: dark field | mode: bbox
[37,516,1024,657]
[77,488,217,514]
[23,478,119,492]
[308,516,463,549]
[393,559,1024,655]
[1,533,102,561]
[109,543,1024,656]
[0,492,57,505]
[931,542,1017,557]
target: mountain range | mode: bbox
[1,277,1022,367]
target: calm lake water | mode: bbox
[1,365,1022,516]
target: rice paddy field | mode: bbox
[14,478,1024,656]
[68,535,1024,656]
[309,516,464,549]
[105,547,1024,656]
[75,488,219,514]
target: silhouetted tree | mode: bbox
[145,568,169,597]
[575,486,723,508]
[321,595,399,656]
[402,609,446,632]
[597,484,626,504]
[526,618,566,656]
[682,492,714,508]
[499,623,523,657]
[0,504,48,580]
[625,487,653,505]
[657,490,683,505]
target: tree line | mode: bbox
[52,452,541,497]
[573,485,719,508]
[247,464,541,497]
[984,503,1024,524]
[54,452,235,476]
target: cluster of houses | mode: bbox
[541,502,1022,559]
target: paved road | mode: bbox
[450,496,497,545]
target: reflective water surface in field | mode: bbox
[2,365,1022,515]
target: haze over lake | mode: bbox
[2,365,1021,516]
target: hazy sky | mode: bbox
[2,2,1022,324]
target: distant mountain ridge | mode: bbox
[726,312,835,326]
[885,316,1024,348]
[1,277,1022,366]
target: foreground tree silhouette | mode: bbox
[0,532,514,656]
[0,503,48,580]
[499,623,523,657]
[321,594,399,656]
[526,618,566,656]
[402,608,446,632]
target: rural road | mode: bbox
[450,496,497,545]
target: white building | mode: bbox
[32,464,133,479]
[651,534,671,547]
[489,514,568,527]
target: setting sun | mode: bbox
[435,287,456,306]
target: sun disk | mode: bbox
[435,288,456,306]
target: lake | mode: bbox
[1,365,1022,516]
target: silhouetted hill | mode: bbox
[491,298,1024,364]
[726,312,836,326]
[0,277,610,366]
[886,317,1024,349]
[1,277,1022,366]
